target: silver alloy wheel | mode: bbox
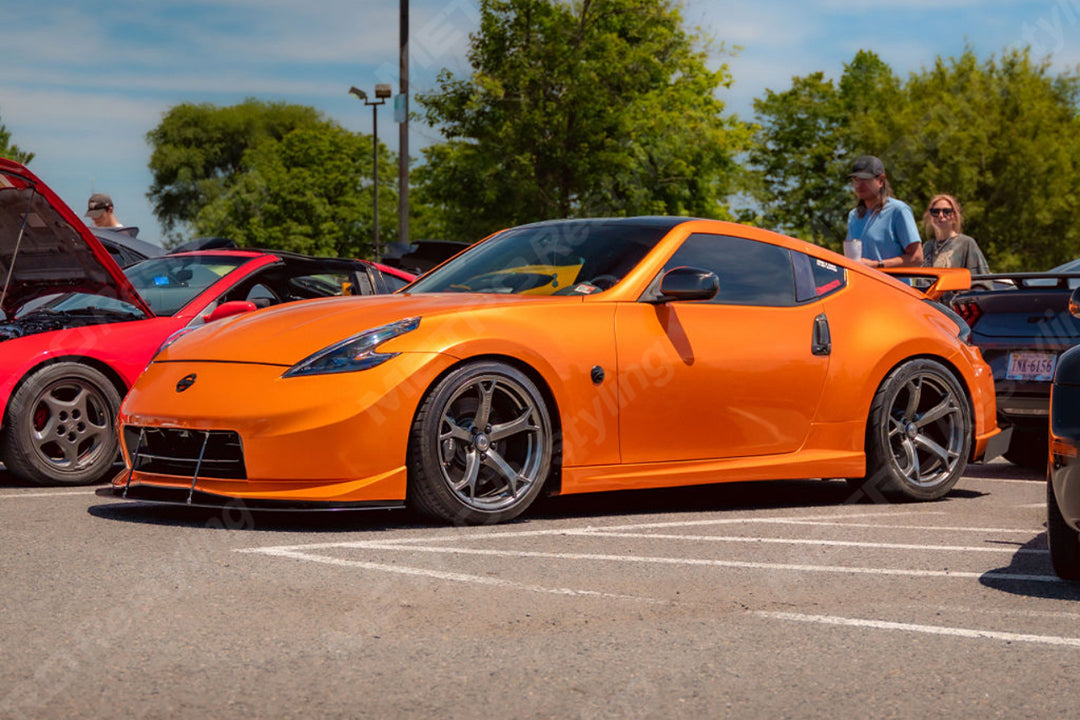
[884,371,966,489]
[436,373,547,511]
[29,377,113,471]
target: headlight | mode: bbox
[283,317,420,378]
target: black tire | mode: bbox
[1047,478,1080,580]
[1003,427,1047,470]
[408,361,553,525]
[852,359,972,501]
[1,363,122,486]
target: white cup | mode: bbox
[843,239,862,260]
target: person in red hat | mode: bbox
[845,156,923,269]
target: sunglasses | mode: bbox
[929,207,954,217]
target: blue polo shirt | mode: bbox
[845,198,921,261]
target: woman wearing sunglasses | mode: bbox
[921,194,990,274]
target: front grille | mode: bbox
[124,426,246,480]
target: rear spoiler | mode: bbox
[880,267,971,301]
[967,272,1080,290]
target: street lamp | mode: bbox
[349,83,393,261]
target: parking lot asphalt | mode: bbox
[2,459,1078,718]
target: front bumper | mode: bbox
[112,352,456,504]
[96,483,405,511]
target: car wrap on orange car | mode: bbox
[103,217,1006,524]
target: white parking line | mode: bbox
[241,510,954,553]
[758,612,1080,649]
[247,542,1060,583]
[748,520,1038,534]
[253,547,660,602]
[570,531,1047,554]
[965,477,1046,485]
[0,490,97,499]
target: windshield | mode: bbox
[407,221,670,296]
[124,255,249,316]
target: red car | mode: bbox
[0,158,412,486]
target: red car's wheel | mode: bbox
[853,359,972,501]
[408,361,554,525]
[1,363,121,486]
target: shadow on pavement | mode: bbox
[980,532,1080,601]
[86,477,979,534]
[88,501,421,533]
[529,478,982,520]
[965,460,1043,481]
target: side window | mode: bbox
[809,256,846,297]
[793,252,847,301]
[244,283,278,308]
[287,272,352,298]
[664,233,797,307]
[380,273,410,293]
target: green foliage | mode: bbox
[146,99,395,256]
[415,0,750,243]
[0,112,34,164]
[748,47,1080,270]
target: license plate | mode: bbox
[1006,351,1057,381]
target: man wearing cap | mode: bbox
[845,155,923,269]
[86,193,123,229]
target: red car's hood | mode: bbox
[0,158,152,320]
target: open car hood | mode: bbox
[0,158,152,320]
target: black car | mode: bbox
[951,265,1080,467]
[380,239,470,275]
[1048,301,1080,579]
[89,226,165,267]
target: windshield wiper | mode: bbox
[21,307,145,321]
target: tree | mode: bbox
[885,48,1080,270]
[0,111,34,164]
[747,50,900,247]
[748,47,1080,270]
[414,0,750,243]
[146,99,396,256]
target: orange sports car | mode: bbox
[101,218,1009,524]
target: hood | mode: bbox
[0,158,152,320]
[158,292,575,365]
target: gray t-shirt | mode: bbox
[922,233,989,274]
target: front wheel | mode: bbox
[408,361,554,525]
[1,363,122,486]
[852,359,972,501]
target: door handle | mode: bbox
[812,313,831,356]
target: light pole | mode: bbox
[399,0,409,249]
[348,83,392,261]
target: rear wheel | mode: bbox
[408,361,553,525]
[852,359,971,501]
[1,363,122,486]
[1048,478,1080,580]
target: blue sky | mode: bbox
[0,0,1074,246]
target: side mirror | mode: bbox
[655,266,719,303]
[205,300,257,323]
[1070,287,1080,319]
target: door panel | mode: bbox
[615,301,830,463]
